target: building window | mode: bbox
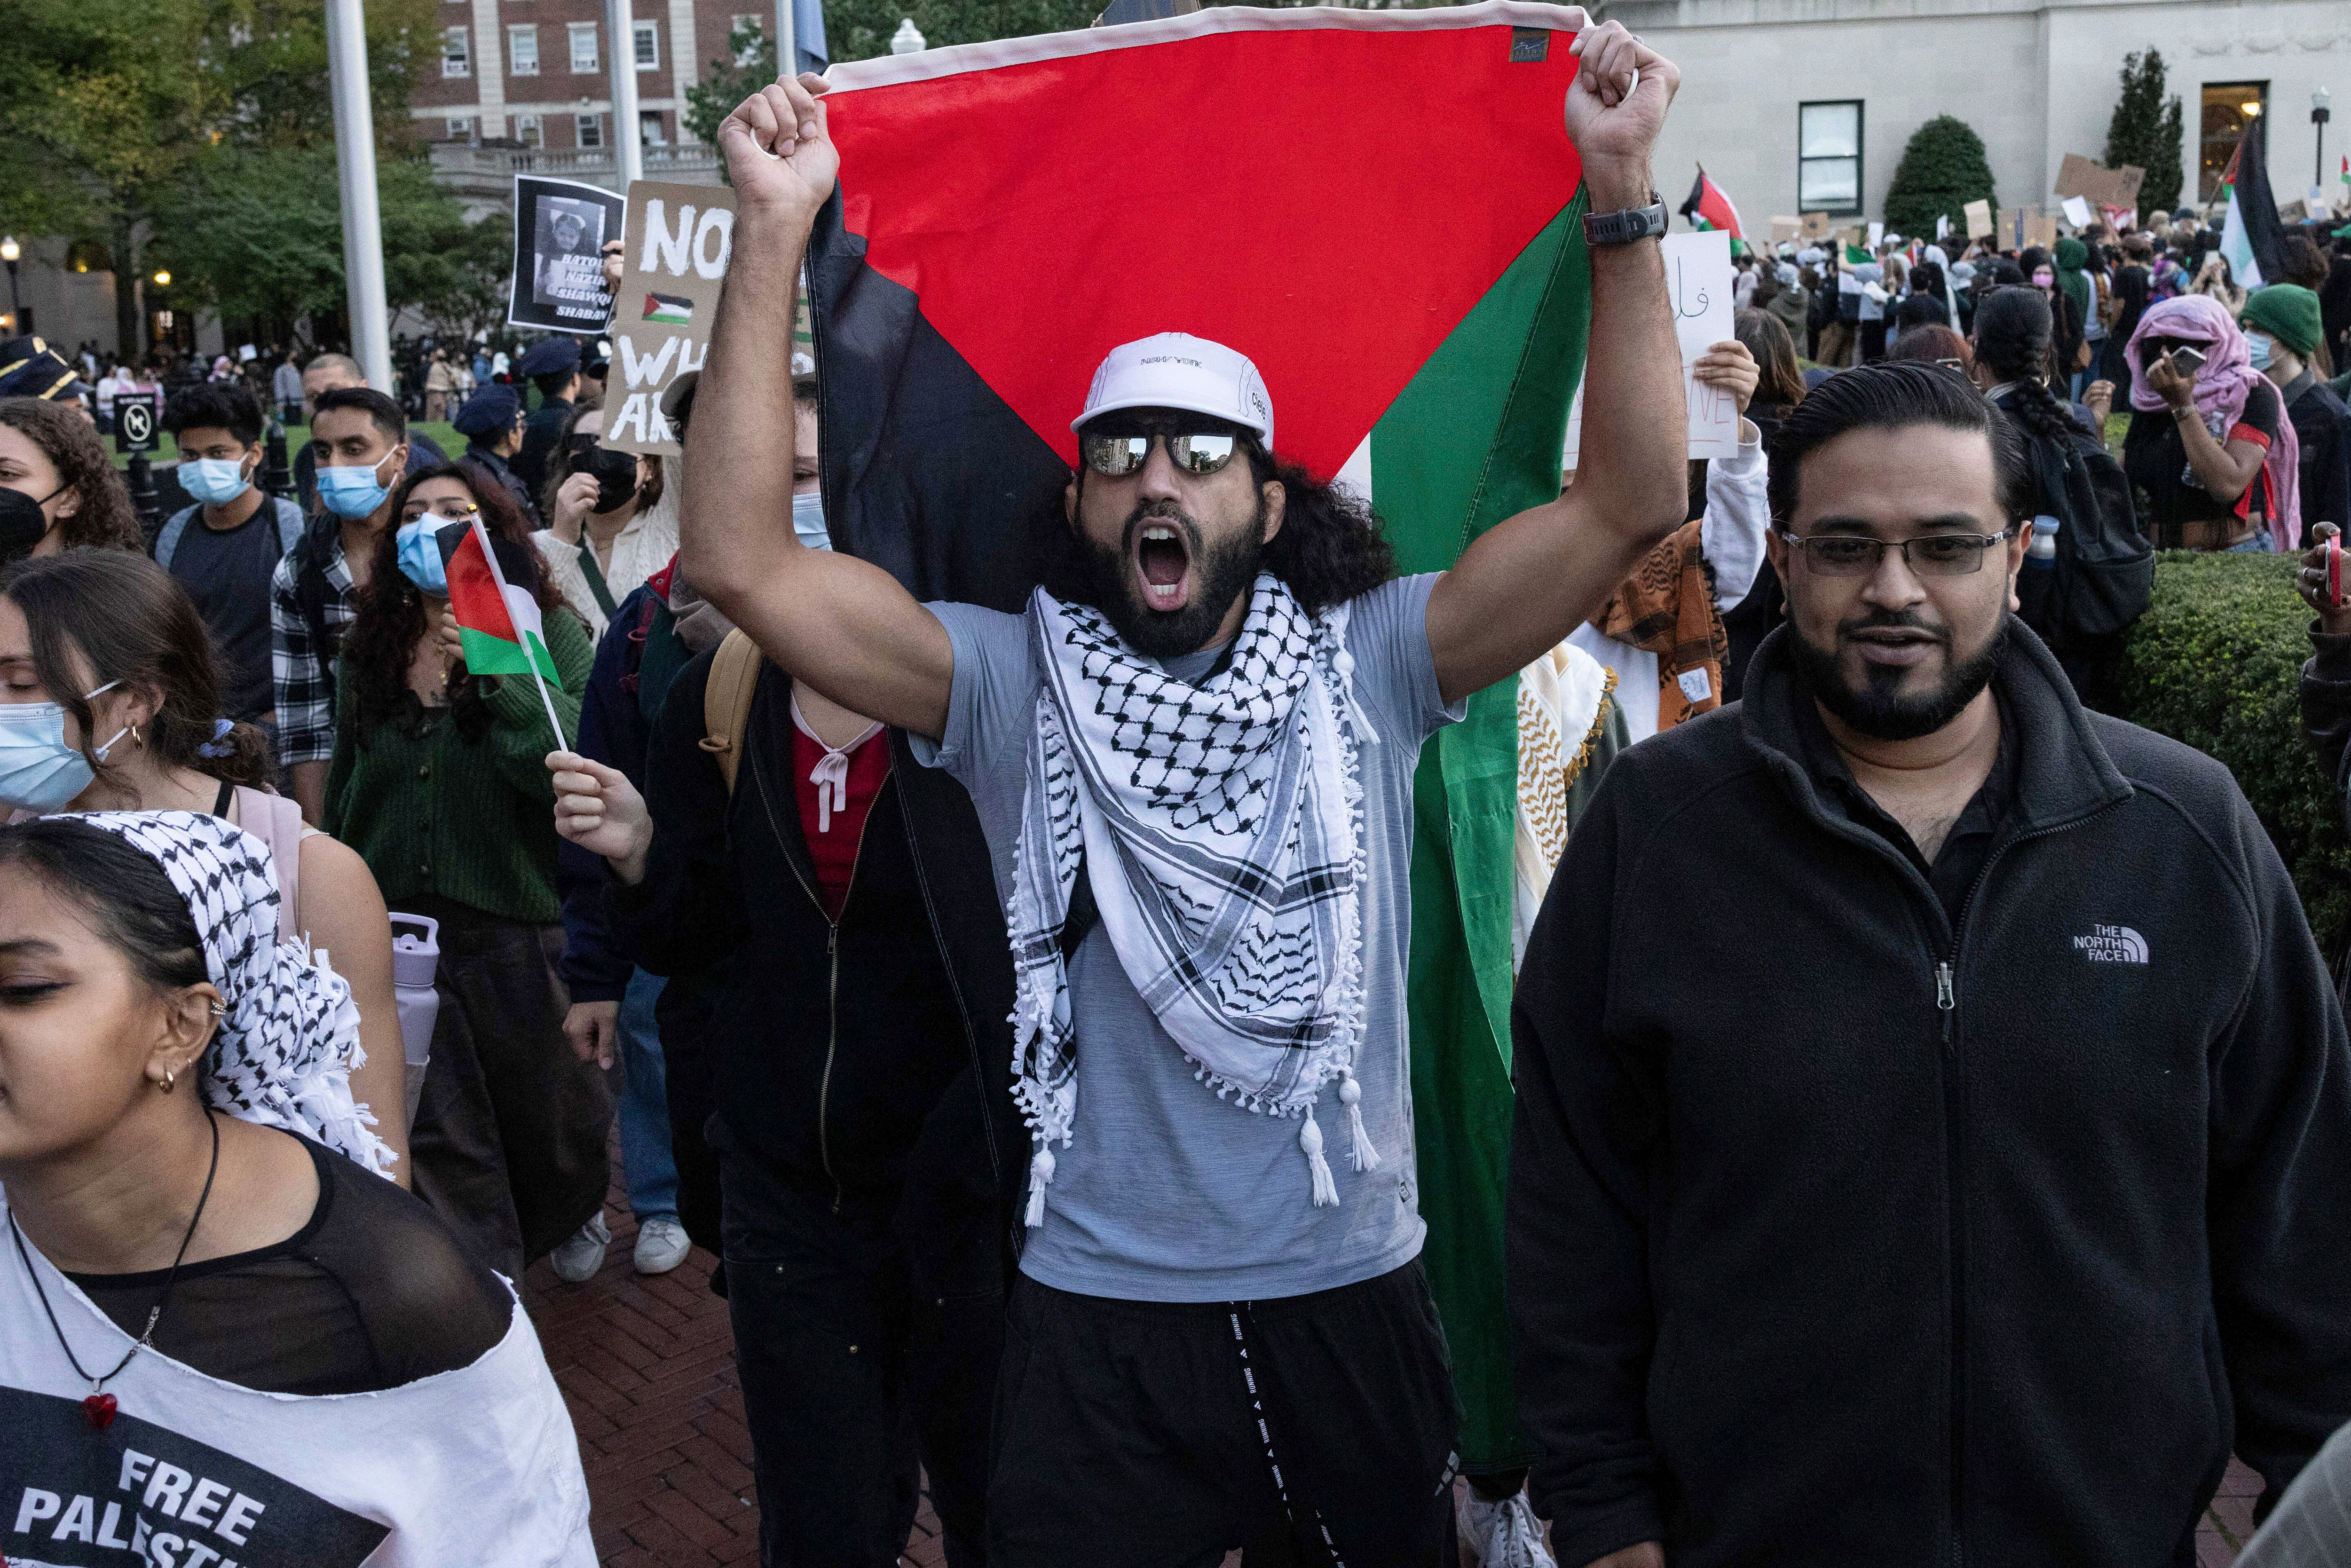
[568,21,598,72]
[576,112,604,150]
[2201,80,2269,202]
[640,110,668,147]
[507,24,538,75]
[446,116,475,140]
[1798,101,1863,216]
[732,14,763,67]
[634,19,660,70]
[442,25,470,77]
[514,113,542,148]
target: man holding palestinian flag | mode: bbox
[658,15,1687,1563]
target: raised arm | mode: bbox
[1425,24,1690,707]
[685,78,955,739]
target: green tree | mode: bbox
[146,146,503,347]
[2103,49,2185,221]
[1881,115,1996,242]
[0,0,434,355]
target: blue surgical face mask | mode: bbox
[2246,331,2275,370]
[395,518,450,593]
[317,449,400,519]
[0,679,126,813]
[180,453,255,507]
[792,490,831,552]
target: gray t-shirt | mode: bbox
[915,574,1461,1301]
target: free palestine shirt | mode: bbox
[915,573,1462,1302]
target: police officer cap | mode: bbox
[452,383,523,437]
[0,336,85,402]
[515,336,583,378]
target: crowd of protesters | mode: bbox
[4,26,2351,1568]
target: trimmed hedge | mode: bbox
[2111,551,2351,952]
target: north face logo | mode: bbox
[2075,924,2148,964]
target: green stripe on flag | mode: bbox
[1370,192,1591,1474]
[457,625,536,676]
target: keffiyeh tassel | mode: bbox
[1339,1072,1379,1174]
[1300,1110,1339,1208]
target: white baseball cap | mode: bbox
[1073,332,1274,450]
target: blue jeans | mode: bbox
[617,968,679,1221]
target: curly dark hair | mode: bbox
[1035,441,1396,619]
[338,462,560,746]
[0,397,142,552]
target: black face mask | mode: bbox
[0,483,63,565]
[568,440,639,513]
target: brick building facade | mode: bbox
[410,0,770,154]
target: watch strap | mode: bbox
[1583,198,1669,248]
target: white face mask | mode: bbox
[0,679,125,813]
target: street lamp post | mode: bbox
[0,236,19,334]
[2318,89,2334,196]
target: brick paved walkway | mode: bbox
[529,1157,2258,1567]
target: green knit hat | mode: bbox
[2241,284,2324,357]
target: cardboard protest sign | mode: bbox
[1799,212,1833,241]
[2025,213,2058,251]
[1564,229,1737,466]
[602,180,736,455]
[509,175,624,334]
[1964,198,1994,239]
[2054,154,2145,213]
[1771,215,1801,244]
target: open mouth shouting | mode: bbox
[1134,518,1196,614]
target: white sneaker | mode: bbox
[632,1215,691,1276]
[1459,1485,1558,1568]
[550,1212,612,1283]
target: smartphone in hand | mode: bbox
[2167,345,2207,380]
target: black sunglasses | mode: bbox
[1080,420,1247,479]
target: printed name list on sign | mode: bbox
[1563,229,1740,467]
[601,179,737,456]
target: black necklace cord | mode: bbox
[9,1106,223,1391]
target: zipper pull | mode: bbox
[1936,961,1955,1045]
[828,925,839,956]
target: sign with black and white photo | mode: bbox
[602,180,736,456]
[0,1387,391,1567]
[508,175,625,334]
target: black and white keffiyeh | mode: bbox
[67,811,395,1175]
[1008,572,1380,1223]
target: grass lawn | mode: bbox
[109,420,465,471]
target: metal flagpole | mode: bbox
[325,0,393,394]
[606,0,643,190]
[774,0,797,80]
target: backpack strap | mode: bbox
[235,786,308,943]
[154,505,197,569]
[699,629,763,796]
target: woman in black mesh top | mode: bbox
[0,814,592,1562]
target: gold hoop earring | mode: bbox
[158,1069,176,1094]
[129,722,142,749]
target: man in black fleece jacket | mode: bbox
[1511,364,2351,1568]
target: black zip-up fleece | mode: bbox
[1508,620,2351,1568]
[610,650,1023,1257]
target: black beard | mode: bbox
[1790,609,2008,742]
[1079,496,1265,660]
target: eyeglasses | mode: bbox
[1779,529,2012,576]
[1080,423,1243,479]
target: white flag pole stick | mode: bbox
[527,659,569,752]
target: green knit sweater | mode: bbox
[323,605,592,925]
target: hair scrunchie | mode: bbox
[195,717,235,759]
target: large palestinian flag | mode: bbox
[808,0,1595,1471]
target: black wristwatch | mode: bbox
[1584,197,1669,247]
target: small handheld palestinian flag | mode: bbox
[436,517,568,747]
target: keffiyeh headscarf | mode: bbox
[1007,573,1377,1223]
[2125,294,2304,549]
[68,811,394,1174]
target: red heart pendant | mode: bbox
[82,1392,118,1429]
